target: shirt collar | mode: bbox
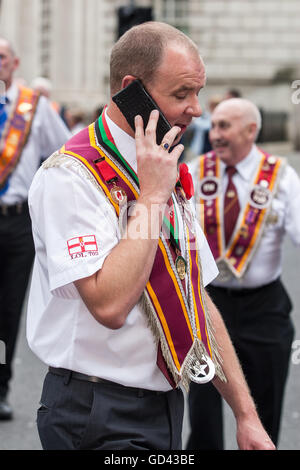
[221,145,261,181]
[104,108,137,172]
[5,82,19,105]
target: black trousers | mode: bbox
[37,369,184,450]
[187,278,294,449]
[0,205,35,397]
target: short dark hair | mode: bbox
[110,22,199,95]
[0,37,16,57]
[226,88,242,98]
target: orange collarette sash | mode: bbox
[0,86,40,188]
[196,149,285,279]
[44,117,226,389]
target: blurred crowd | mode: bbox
[30,76,104,136]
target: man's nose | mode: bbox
[209,124,219,140]
[186,98,202,118]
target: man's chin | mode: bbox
[213,147,228,158]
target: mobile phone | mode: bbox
[112,79,171,145]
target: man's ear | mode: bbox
[248,122,257,140]
[13,56,20,73]
[121,75,137,90]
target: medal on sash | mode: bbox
[175,255,187,281]
[188,353,215,384]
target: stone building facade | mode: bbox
[0,0,299,143]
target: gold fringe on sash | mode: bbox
[139,230,226,391]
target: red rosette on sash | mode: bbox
[179,163,194,200]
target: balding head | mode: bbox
[0,37,16,57]
[0,37,19,89]
[210,98,261,165]
[110,21,200,95]
[214,98,261,139]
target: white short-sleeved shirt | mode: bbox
[189,145,300,289]
[0,82,71,205]
[27,111,218,391]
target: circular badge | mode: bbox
[175,256,187,281]
[110,186,127,205]
[267,210,279,225]
[259,179,269,189]
[18,102,33,114]
[198,177,220,201]
[268,156,277,165]
[189,354,215,384]
[216,260,233,282]
[234,245,245,257]
[249,185,271,209]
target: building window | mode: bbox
[40,0,52,78]
[154,0,189,34]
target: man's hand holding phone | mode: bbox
[135,110,184,206]
[112,79,172,145]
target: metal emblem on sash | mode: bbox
[188,354,216,384]
[198,176,220,201]
[216,259,232,282]
[176,256,187,280]
[234,245,245,256]
[259,179,269,189]
[267,156,277,165]
[17,102,33,114]
[267,210,279,225]
[226,190,235,198]
[249,184,271,210]
[240,224,249,239]
[110,186,127,205]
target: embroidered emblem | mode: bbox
[266,210,279,225]
[198,176,220,200]
[250,185,271,209]
[17,102,33,114]
[110,186,127,205]
[67,235,98,259]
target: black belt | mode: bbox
[208,278,280,297]
[48,367,164,397]
[0,200,29,217]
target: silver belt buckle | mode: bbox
[188,354,215,384]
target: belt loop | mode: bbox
[0,205,8,216]
[16,202,23,214]
[64,370,72,385]
[138,389,144,398]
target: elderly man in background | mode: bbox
[187,98,299,449]
[0,37,70,420]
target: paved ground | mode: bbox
[0,142,300,450]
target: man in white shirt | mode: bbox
[27,22,275,450]
[0,37,70,420]
[187,98,299,449]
